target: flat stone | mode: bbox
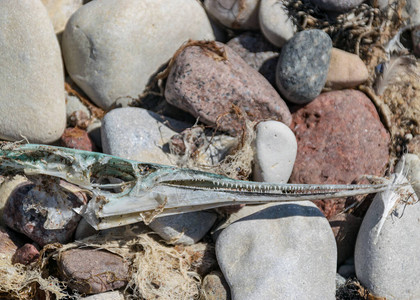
[325,48,368,90]
[204,0,259,30]
[62,0,215,109]
[253,120,297,183]
[101,107,190,165]
[309,0,365,12]
[3,180,86,247]
[226,32,279,86]
[201,271,231,300]
[355,174,420,299]
[58,248,129,294]
[149,211,217,245]
[216,201,336,299]
[165,41,292,135]
[0,0,66,143]
[289,90,390,218]
[259,0,296,48]
[81,291,124,300]
[276,29,332,104]
[41,0,83,34]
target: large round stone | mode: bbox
[0,0,66,143]
[62,0,215,109]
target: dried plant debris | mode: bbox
[336,278,370,300]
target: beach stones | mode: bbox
[310,0,365,12]
[259,0,296,48]
[204,0,260,30]
[62,0,215,109]
[165,42,292,135]
[253,121,297,183]
[355,175,420,299]
[0,0,66,143]
[58,248,129,294]
[41,0,83,34]
[216,202,336,299]
[276,30,332,104]
[290,90,390,217]
[325,48,369,90]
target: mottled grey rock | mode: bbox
[204,0,260,30]
[41,0,83,34]
[259,0,296,48]
[101,107,190,165]
[252,121,297,183]
[0,0,66,143]
[165,42,292,135]
[310,0,364,12]
[201,271,231,300]
[338,258,355,278]
[62,0,215,109]
[355,174,420,299]
[216,201,336,299]
[149,211,217,245]
[276,29,332,104]
[58,248,129,294]
[226,32,279,86]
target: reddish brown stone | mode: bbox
[165,41,291,135]
[329,213,362,266]
[58,248,129,294]
[61,127,94,151]
[289,90,390,217]
[12,243,40,265]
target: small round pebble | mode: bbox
[276,29,332,104]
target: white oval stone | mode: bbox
[253,121,297,183]
[355,174,420,299]
[259,0,296,48]
[62,0,215,109]
[204,0,260,30]
[41,0,83,34]
[0,0,66,143]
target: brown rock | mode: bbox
[290,90,390,217]
[329,213,362,266]
[165,41,291,135]
[201,271,231,300]
[61,127,94,151]
[12,243,40,265]
[0,227,21,259]
[325,48,368,90]
[226,32,279,86]
[58,248,129,294]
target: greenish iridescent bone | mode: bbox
[0,143,403,230]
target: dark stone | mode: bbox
[310,0,364,12]
[276,29,332,104]
[12,243,40,265]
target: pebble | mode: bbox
[81,291,124,300]
[0,0,66,143]
[148,211,217,245]
[101,107,190,165]
[325,48,369,90]
[165,41,292,135]
[12,243,40,265]
[276,30,332,104]
[355,174,420,299]
[309,0,365,12]
[0,175,28,227]
[216,202,336,299]
[338,257,355,278]
[0,227,21,259]
[252,121,297,183]
[3,180,86,247]
[58,248,129,294]
[259,0,296,48]
[329,213,362,265]
[201,271,231,300]
[226,32,280,86]
[289,90,390,217]
[336,273,346,289]
[66,93,91,120]
[395,153,420,197]
[41,0,83,34]
[62,0,215,109]
[204,0,259,30]
[61,127,95,151]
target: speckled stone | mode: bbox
[201,271,231,300]
[165,42,292,135]
[310,0,365,12]
[276,29,332,104]
[226,32,279,86]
